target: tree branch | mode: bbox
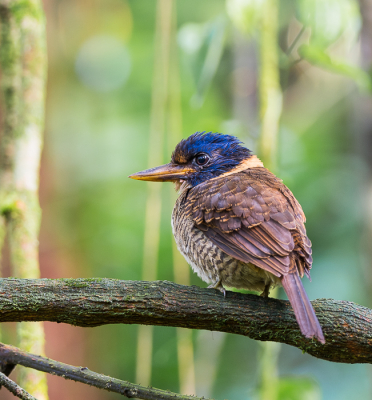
[0,343,208,400]
[0,278,370,364]
[0,372,37,400]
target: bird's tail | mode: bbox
[281,273,325,344]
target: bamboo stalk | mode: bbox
[258,0,283,173]
[135,0,173,387]
[166,5,196,396]
[257,0,283,399]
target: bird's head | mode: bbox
[129,132,261,188]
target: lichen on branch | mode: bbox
[0,278,370,364]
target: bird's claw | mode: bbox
[208,281,226,297]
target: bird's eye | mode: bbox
[195,153,209,166]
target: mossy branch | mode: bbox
[0,278,370,364]
[0,342,208,400]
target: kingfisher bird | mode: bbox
[129,132,325,343]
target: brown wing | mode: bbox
[183,168,312,278]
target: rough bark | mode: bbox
[0,278,370,364]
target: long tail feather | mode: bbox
[281,273,325,344]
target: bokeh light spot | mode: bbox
[75,35,131,92]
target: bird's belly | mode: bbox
[171,202,278,293]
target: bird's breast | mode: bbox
[171,190,278,292]
[171,193,220,284]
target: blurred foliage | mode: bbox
[278,377,320,400]
[12,0,370,398]
[298,44,371,91]
[178,15,227,107]
[295,0,361,47]
[226,0,264,35]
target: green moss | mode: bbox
[57,278,108,288]
[59,279,89,288]
[85,277,104,283]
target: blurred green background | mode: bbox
[3,0,372,398]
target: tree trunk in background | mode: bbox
[0,0,48,398]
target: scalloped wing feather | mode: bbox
[184,168,311,278]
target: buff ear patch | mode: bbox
[218,155,264,178]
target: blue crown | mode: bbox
[172,132,252,186]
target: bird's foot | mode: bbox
[260,284,271,298]
[208,280,226,297]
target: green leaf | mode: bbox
[298,44,371,92]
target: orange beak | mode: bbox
[129,163,195,182]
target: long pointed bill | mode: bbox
[129,163,195,182]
